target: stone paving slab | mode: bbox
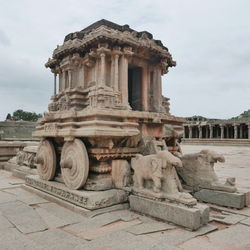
[77,219,142,240]
[74,229,161,250]
[35,207,73,229]
[0,214,14,231]
[38,202,85,225]
[210,211,246,225]
[149,224,218,246]
[240,218,250,226]
[0,190,16,203]
[126,221,176,235]
[28,229,86,250]
[0,200,48,234]
[5,187,49,205]
[0,228,43,250]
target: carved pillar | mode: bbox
[63,71,67,90]
[100,53,106,87]
[234,124,238,139]
[152,68,162,112]
[120,54,128,106]
[141,66,149,111]
[68,70,72,88]
[209,125,213,139]
[220,125,224,139]
[114,54,119,92]
[53,73,57,95]
[198,126,202,139]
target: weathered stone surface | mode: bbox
[5,187,48,205]
[112,160,131,188]
[37,202,85,225]
[29,229,86,250]
[0,201,47,234]
[77,219,142,240]
[26,175,128,210]
[84,173,113,191]
[240,218,250,226]
[0,191,16,203]
[0,228,43,250]
[0,214,14,230]
[12,166,38,179]
[126,221,175,235]
[129,195,209,230]
[178,150,237,193]
[85,203,129,218]
[194,189,246,209]
[210,211,246,225]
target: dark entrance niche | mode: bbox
[128,66,142,111]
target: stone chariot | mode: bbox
[33,19,184,191]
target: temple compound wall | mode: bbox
[183,117,250,145]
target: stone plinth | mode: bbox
[129,195,209,231]
[25,175,128,210]
[193,189,246,209]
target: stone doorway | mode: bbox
[128,66,142,111]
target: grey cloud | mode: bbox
[0,29,10,46]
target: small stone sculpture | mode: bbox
[131,150,197,205]
[177,150,237,192]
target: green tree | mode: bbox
[12,109,42,122]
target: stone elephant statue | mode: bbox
[177,150,236,192]
[131,150,182,193]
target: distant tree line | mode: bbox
[9,109,43,122]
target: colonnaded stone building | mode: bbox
[183,111,250,145]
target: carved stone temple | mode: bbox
[27,19,213,230]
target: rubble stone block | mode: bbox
[129,195,209,230]
[194,189,246,209]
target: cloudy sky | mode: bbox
[0,0,249,121]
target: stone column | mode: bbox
[53,73,57,95]
[152,68,162,112]
[226,126,229,139]
[68,70,72,88]
[220,125,224,139]
[209,125,213,139]
[141,67,149,111]
[120,54,129,106]
[248,125,250,140]
[198,126,202,139]
[100,53,106,87]
[239,125,243,139]
[234,125,238,139]
[114,54,119,92]
[189,126,192,139]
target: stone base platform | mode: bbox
[193,189,246,209]
[129,195,209,231]
[25,175,128,210]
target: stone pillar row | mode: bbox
[185,123,250,140]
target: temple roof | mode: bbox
[46,19,176,69]
[64,19,167,50]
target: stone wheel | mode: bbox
[60,139,89,190]
[36,139,56,181]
